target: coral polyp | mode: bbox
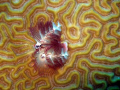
[29,21,68,76]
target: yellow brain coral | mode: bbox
[0,0,120,90]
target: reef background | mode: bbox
[0,0,120,90]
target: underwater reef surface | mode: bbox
[0,0,120,90]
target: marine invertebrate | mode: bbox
[0,0,120,89]
[29,21,68,76]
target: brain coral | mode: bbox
[0,0,120,90]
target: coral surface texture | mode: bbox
[0,0,120,90]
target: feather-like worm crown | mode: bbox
[29,21,68,76]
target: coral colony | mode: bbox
[29,21,68,76]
